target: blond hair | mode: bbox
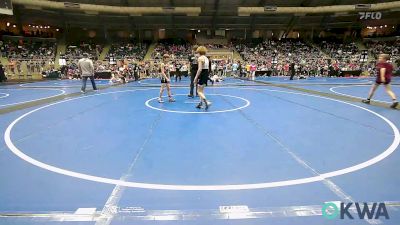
[379,53,390,60]
[196,46,207,55]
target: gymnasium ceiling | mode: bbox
[7,0,400,30]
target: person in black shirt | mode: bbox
[0,64,6,82]
[188,45,199,98]
[175,63,182,82]
[289,63,295,80]
[133,64,140,81]
[60,65,68,79]
[238,62,243,77]
[207,56,214,85]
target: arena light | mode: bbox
[64,2,80,9]
[162,7,175,12]
[264,6,277,11]
[355,4,371,10]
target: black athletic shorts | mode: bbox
[161,78,170,83]
[198,69,209,86]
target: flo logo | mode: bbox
[359,12,382,20]
[322,202,389,220]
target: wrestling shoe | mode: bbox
[196,102,203,109]
[205,100,212,110]
[361,99,370,104]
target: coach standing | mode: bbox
[78,53,97,93]
[188,45,199,98]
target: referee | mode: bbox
[289,63,295,80]
[78,53,97,93]
[0,64,6,82]
[188,45,199,98]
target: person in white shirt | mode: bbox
[232,62,238,77]
[109,71,123,85]
[78,53,97,93]
[211,62,217,76]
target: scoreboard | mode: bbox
[0,0,12,15]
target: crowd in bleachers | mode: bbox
[203,43,231,49]
[234,39,331,76]
[366,40,400,62]
[0,39,56,60]
[0,39,56,76]
[106,43,148,61]
[152,43,192,60]
[1,36,399,80]
[317,39,360,61]
[64,42,103,60]
[130,38,399,78]
[315,39,364,72]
